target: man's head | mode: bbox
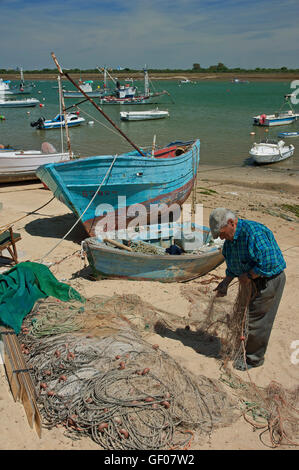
[209,208,238,241]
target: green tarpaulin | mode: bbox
[0,261,84,334]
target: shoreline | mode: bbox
[1,72,299,81]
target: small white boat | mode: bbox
[30,112,85,130]
[0,98,39,108]
[0,142,71,183]
[249,139,295,164]
[63,80,104,98]
[120,109,169,121]
[253,94,299,126]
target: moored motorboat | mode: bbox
[30,112,85,130]
[0,98,39,108]
[249,139,295,164]
[252,94,299,126]
[120,109,169,121]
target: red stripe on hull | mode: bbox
[84,175,197,237]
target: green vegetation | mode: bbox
[280,204,299,218]
[1,63,299,75]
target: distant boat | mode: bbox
[63,80,105,98]
[98,68,170,105]
[231,78,249,84]
[0,142,71,183]
[120,109,169,121]
[36,139,200,237]
[249,139,295,164]
[277,131,299,138]
[82,222,224,282]
[30,112,85,130]
[0,68,34,95]
[0,98,39,108]
[253,94,299,126]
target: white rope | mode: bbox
[37,153,119,263]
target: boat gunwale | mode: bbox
[84,238,222,261]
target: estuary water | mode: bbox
[1,78,299,171]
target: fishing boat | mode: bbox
[63,80,105,99]
[253,94,299,126]
[277,131,299,138]
[36,54,200,237]
[0,68,34,95]
[0,142,71,183]
[30,112,85,130]
[82,222,224,282]
[249,139,295,164]
[0,98,39,108]
[36,139,200,237]
[120,109,169,121]
[98,68,169,105]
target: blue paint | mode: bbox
[36,140,200,236]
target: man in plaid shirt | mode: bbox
[209,207,286,371]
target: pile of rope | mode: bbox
[19,295,237,450]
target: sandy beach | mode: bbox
[0,163,298,451]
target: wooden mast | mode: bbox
[51,53,146,157]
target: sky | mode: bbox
[1,0,299,70]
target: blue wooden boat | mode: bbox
[82,222,224,282]
[36,139,200,237]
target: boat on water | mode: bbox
[0,68,34,95]
[0,142,71,183]
[277,131,299,138]
[249,139,295,164]
[30,112,85,130]
[98,68,169,105]
[82,222,224,282]
[0,98,39,108]
[120,109,169,121]
[253,94,299,126]
[36,139,200,237]
[63,80,105,99]
[231,78,249,84]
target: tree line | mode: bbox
[1,63,298,74]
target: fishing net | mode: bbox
[18,287,299,449]
[18,295,237,450]
[180,277,299,448]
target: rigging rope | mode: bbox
[37,154,118,263]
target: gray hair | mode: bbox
[209,208,237,239]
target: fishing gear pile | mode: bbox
[19,295,237,450]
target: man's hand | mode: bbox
[214,277,233,297]
[238,273,252,285]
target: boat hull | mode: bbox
[253,115,299,126]
[120,111,169,121]
[83,235,224,282]
[249,146,295,164]
[0,151,71,183]
[36,140,200,237]
[0,99,39,108]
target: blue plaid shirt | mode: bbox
[222,219,286,278]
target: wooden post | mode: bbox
[58,75,72,159]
